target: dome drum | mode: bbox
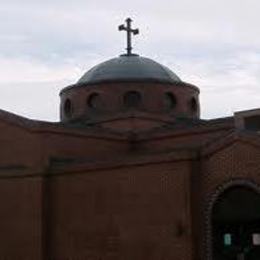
[60,81,200,122]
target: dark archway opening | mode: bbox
[87,93,101,109]
[164,92,177,110]
[190,97,197,113]
[124,91,142,108]
[212,186,260,260]
[64,98,73,118]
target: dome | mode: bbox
[77,54,181,85]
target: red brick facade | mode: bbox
[0,71,259,260]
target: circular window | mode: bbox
[87,93,101,109]
[124,91,142,108]
[164,92,177,110]
[64,98,73,118]
[190,97,197,112]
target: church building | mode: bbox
[1,18,260,260]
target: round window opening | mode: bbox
[87,93,101,109]
[190,97,197,113]
[124,91,142,108]
[64,98,73,118]
[165,92,177,110]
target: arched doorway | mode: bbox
[212,186,260,260]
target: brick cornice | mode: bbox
[201,130,260,158]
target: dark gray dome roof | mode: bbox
[78,54,181,85]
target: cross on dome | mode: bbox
[118,18,139,56]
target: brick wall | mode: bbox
[0,177,42,260]
[49,161,194,260]
[199,139,260,259]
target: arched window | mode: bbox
[164,92,177,110]
[87,93,101,109]
[124,91,142,108]
[64,98,73,118]
[190,97,197,113]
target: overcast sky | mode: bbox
[1,0,260,121]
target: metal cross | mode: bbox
[118,18,139,56]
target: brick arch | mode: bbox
[204,178,260,260]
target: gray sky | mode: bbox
[1,0,260,121]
